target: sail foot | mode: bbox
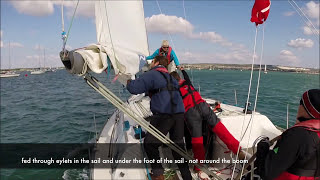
[59,50,86,75]
[59,44,109,76]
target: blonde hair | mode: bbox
[161,40,169,47]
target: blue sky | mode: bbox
[0,0,319,69]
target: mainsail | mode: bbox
[95,1,149,81]
[60,0,149,85]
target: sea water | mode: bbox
[0,69,318,179]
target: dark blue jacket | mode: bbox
[127,65,185,114]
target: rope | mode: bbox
[231,26,258,180]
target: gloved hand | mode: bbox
[255,137,270,178]
[257,137,270,153]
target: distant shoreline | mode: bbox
[0,64,319,75]
[180,63,319,75]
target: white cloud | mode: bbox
[283,11,295,16]
[279,50,299,65]
[64,45,73,51]
[25,54,62,68]
[10,42,24,48]
[178,48,254,64]
[10,1,94,18]
[1,42,24,48]
[0,30,3,48]
[287,38,314,49]
[10,1,54,16]
[51,1,95,18]
[304,1,319,19]
[34,44,44,50]
[301,1,320,35]
[26,55,40,60]
[302,25,320,35]
[145,14,194,35]
[145,14,232,47]
[62,1,95,18]
[303,26,314,35]
[280,50,295,56]
[190,32,232,46]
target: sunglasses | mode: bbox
[162,46,169,49]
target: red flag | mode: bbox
[251,0,271,26]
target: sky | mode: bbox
[0,0,319,69]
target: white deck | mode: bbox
[92,95,282,180]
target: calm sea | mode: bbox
[1,69,319,179]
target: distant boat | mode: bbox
[264,64,268,74]
[31,69,46,75]
[1,42,20,78]
[0,71,20,78]
[31,47,46,75]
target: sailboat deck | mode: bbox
[92,95,282,180]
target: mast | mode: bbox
[38,47,41,70]
[43,48,46,69]
[8,41,11,70]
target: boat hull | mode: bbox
[0,74,20,78]
[92,96,282,180]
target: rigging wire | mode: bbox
[62,0,80,52]
[239,23,266,179]
[291,0,319,34]
[61,0,65,33]
[182,0,195,84]
[231,26,258,180]
[155,1,176,51]
[288,0,319,41]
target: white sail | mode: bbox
[95,1,149,78]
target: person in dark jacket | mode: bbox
[170,68,248,180]
[256,89,320,180]
[127,56,192,180]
